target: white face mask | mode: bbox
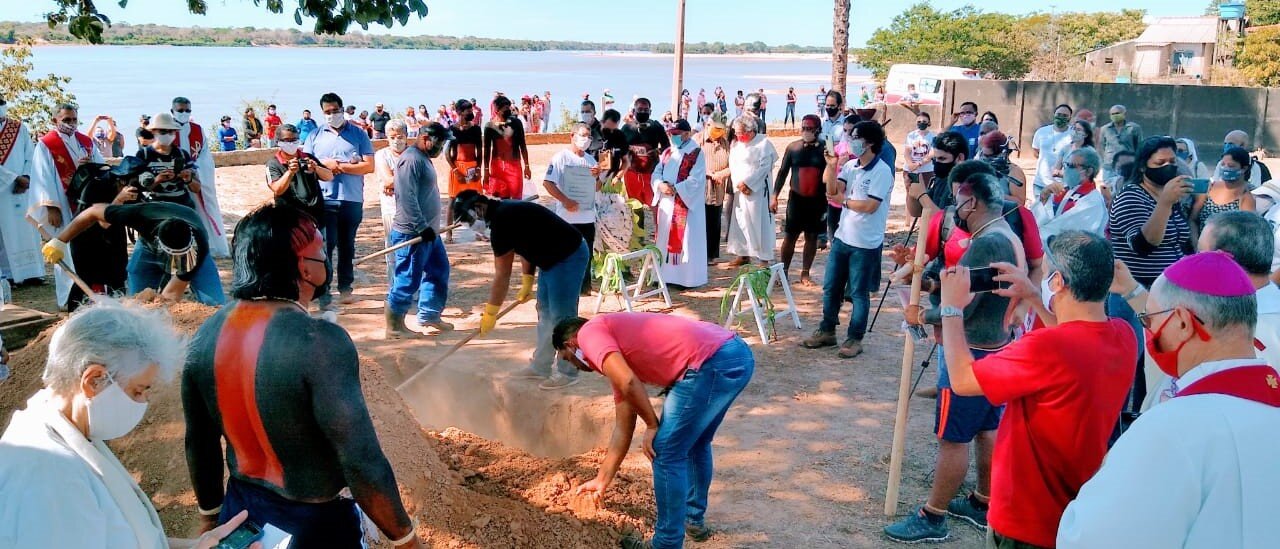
[172,111,191,125]
[572,135,591,151]
[469,213,487,236]
[278,141,300,155]
[58,122,77,136]
[326,111,345,129]
[389,137,408,153]
[86,371,148,441]
[1040,272,1058,314]
[580,112,595,123]
[155,133,176,147]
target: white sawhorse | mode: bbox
[722,263,802,343]
[593,248,673,313]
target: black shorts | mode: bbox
[784,193,827,237]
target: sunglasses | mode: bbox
[173,109,192,114]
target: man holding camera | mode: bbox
[267,123,333,222]
[135,112,200,209]
[386,122,453,339]
[937,231,1137,548]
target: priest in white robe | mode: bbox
[30,103,103,308]
[1058,252,1280,548]
[651,119,707,288]
[725,114,778,267]
[171,97,230,257]
[0,105,45,282]
[1030,147,1108,244]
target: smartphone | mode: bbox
[215,520,264,549]
[969,267,1010,294]
[824,132,835,156]
[1188,178,1210,194]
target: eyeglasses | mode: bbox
[1137,307,1206,329]
[173,109,192,114]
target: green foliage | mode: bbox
[857,3,1146,81]
[553,106,577,133]
[1248,0,1280,25]
[1237,27,1280,87]
[0,39,75,131]
[41,0,428,43]
[8,20,827,53]
[719,265,777,340]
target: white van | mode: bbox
[883,64,981,105]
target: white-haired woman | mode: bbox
[377,119,410,279]
[0,302,258,549]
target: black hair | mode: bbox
[493,95,512,110]
[958,171,1003,208]
[1129,136,1178,188]
[552,316,589,350]
[980,111,998,124]
[451,189,494,224]
[601,109,622,124]
[268,104,277,109]
[581,100,596,111]
[230,202,321,301]
[952,159,997,185]
[1047,231,1114,303]
[1205,210,1274,276]
[1073,119,1095,148]
[455,99,473,111]
[1222,146,1251,169]
[1112,149,1135,167]
[959,101,978,113]
[916,111,931,122]
[319,92,344,109]
[825,90,844,106]
[1055,104,1073,115]
[932,131,969,161]
[302,109,311,114]
[634,97,652,108]
[851,121,885,155]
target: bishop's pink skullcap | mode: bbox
[1162,251,1255,297]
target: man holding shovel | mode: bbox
[554,312,755,549]
[385,122,453,339]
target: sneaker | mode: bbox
[686,522,713,542]
[511,366,550,380]
[947,494,988,530]
[883,507,949,543]
[802,329,837,349]
[619,532,652,549]
[339,290,356,305]
[539,375,581,391]
[838,338,864,359]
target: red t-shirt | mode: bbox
[264,113,282,139]
[971,319,1138,547]
[925,207,1045,268]
[576,313,734,402]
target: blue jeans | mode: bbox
[651,336,754,549]
[386,230,450,322]
[529,241,590,377]
[126,245,226,306]
[321,200,363,297]
[819,238,882,341]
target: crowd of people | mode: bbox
[0,80,1277,549]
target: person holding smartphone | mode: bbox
[1109,136,1192,288]
[1189,146,1256,243]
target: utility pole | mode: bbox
[671,0,687,119]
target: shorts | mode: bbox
[784,193,827,237]
[220,477,364,549]
[934,346,1005,443]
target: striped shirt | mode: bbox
[1109,185,1189,287]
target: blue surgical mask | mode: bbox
[849,138,866,158]
[1219,167,1242,182]
[1176,149,1190,160]
[671,135,684,148]
[1063,166,1083,188]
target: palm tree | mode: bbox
[832,0,851,99]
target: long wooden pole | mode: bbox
[394,299,522,392]
[354,223,462,265]
[884,205,932,516]
[670,0,687,118]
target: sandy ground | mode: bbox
[25,138,1253,547]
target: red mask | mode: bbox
[736,133,753,143]
[1144,310,1212,378]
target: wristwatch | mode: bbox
[939,305,964,318]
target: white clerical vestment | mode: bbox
[0,118,45,281]
[31,130,103,307]
[726,134,778,261]
[1058,359,1280,549]
[177,120,230,257]
[1030,184,1108,245]
[651,139,708,287]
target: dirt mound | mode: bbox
[1,301,633,547]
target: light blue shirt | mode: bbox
[303,122,374,203]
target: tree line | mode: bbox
[0,21,827,54]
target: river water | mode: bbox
[30,45,870,140]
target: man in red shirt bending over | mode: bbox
[555,312,754,549]
[937,230,1139,548]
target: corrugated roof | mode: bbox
[1135,16,1219,45]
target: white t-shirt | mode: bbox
[1032,124,1071,191]
[544,149,598,224]
[905,129,935,174]
[834,155,894,249]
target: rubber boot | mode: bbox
[385,308,424,339]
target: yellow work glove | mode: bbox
[479,303,501,335]
[516,274,535,303]
[42,239,68,265]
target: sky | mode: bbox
[0,0,1212,48]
